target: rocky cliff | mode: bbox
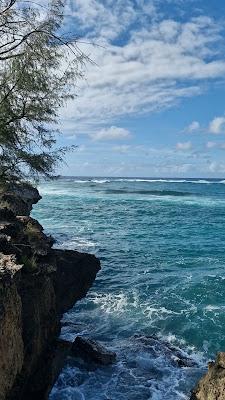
[191,353,225,400]
[0,182,101,400]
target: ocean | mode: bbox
[32,177,225,400]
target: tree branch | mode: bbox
[0,0,17,15]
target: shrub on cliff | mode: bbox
[0,0,87,182]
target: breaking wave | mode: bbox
[70,178,224,184]
[32,176,225,400]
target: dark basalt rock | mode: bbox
[17,216,53,256]
[33,336,117,399]
[133,334,197,369]
[0,208,16,222]
[0,183,101,400]
[72,336,117,365]
[0,235,17,255]
[0,221,19,237]
[54,249,101,314]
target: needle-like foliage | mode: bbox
[0,0,86,182]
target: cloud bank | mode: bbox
[60,1,225,135]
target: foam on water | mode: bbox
[32,177,225,399]
[66,178,225,184]
[49,332,205,400]
[54,237,96,252]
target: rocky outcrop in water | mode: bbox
[0,182,101,400]
[134,334,197,369]
[191,353,225,400]
[72,336,117,365]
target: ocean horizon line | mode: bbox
[55,175,225,180]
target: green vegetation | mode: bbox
[0,0,87,183]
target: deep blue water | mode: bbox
[32,177,225,400]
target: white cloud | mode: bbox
[113,145,131,153]
[206,141,225,149]
[209,117,225,134]
[208,161,225,173]
[60,3,225,135]
[90,126,131,141]
[186,121,200,133]
[176,141,192,150]
[206,141,217,149]
[61,139,225,177]
[183,117,225,137]
[65,0,154,40]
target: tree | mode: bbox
[0,0,87,182]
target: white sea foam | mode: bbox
[38,175,218,400]
[38,188,68,196]
[143,305,180,318]
[73,179,110,183]
[39,178,225,189]
[205,305,225,312]
[55,237,96,252]
[77,178,225,186]
[91,292,128,314]
[50,285,207,399]
[193,179,210,184]
[73,179,90,183]
[92,179,110,183]
[50,329,205,400]
[105,178,187,183]
[102,178,201,183]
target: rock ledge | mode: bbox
[191,353,225,400]
[0,182,101,400]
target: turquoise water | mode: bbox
[32,177,225,400]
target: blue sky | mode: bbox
[56,0,225,177]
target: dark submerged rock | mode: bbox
[133,334,197,369]
[72,336,117,365]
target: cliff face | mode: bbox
[191,353,225,400]
[0,182,101,400]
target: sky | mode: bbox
[55,0,225,177]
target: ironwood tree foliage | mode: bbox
[0,0,86,182]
